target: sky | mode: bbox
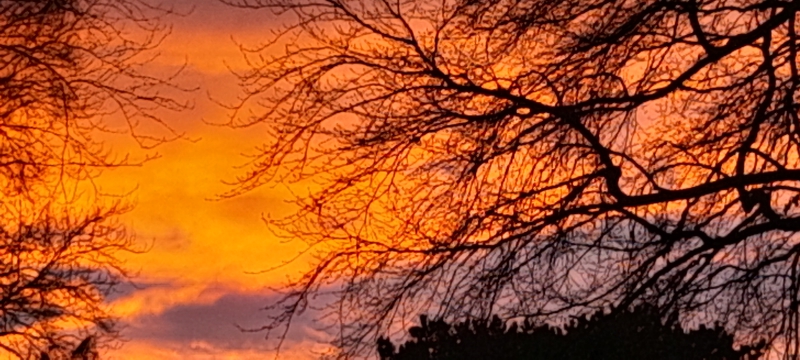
[6,1,790,359]
[85,1,326,358]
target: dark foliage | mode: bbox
[378,307,766,360]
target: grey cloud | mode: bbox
[123,291,322,351]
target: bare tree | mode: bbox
[0,0,188,197]
[225,0,800,358]
[0,206,128,359]
[0,0,188,358]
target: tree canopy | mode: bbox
[378,306,766,360]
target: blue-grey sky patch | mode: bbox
[122,291,322,351]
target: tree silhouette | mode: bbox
[225,0,800,357]
[69,336,98,360]
[378,307,766,360]
[37,336,98,360]
[0,0,187,197]
[0,0,188,358]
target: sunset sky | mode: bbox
[65,1,800,359]
[86,1,320,358]
[1,0,793,358]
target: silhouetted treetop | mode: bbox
[379,306,766,360]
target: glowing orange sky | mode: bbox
[64,1,325,358]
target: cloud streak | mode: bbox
[109,290,331,359]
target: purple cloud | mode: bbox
[122,291,324,351]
